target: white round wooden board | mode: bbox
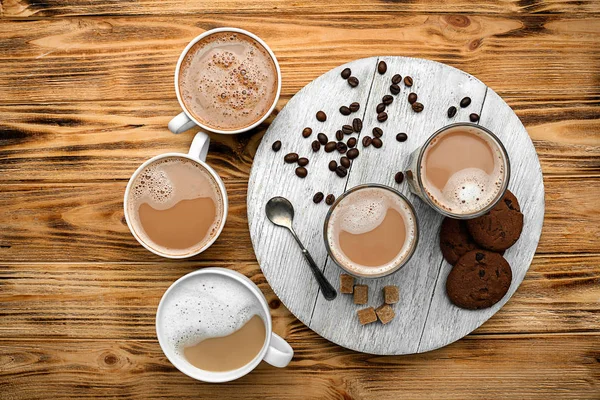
[247,57,544,355]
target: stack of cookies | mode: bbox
[440,190,524,310]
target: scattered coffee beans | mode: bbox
[396,132,408,142]
[342,125,353,135]
[376,103,386,113]
[408,92,417,104]
[390,84,400,95]
[348,76,359,87]
[341,68,351,80]
[460,97,471,108]
[325,194,336,205]
[372,127,383,138]
[347,148,359,159]
[395,171,404,184]
[272,140,282,152]
[316,111,327,122]
[329,160,338,171]
[336,130,344,141]
[298,157,309,167]
[382,95,393,105]
[392,74,402,84]
[362,136,372,147]
[284,153,299,163]
[337,142,348,154]
[335,166,347,177]
[340,156,351,168]
[325,142,337,152]
[349,102,360,112]
[339,105,351,116]
[295,167,308,178]
[313,192,324,204]
[377,112,388,122]
[302,127,313,138]
[469,113,480,122]
[317,133,328,145]
[404,76,413,87]
[412,102,424,113]
[447,106,457,118]
[372,137,383,148]
[352,118,363,132]
[378,60,387,74]
[311,140,321,152]
[347,137,357,148]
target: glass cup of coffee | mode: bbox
[324,184,419,278]
[123,132,227,258]
[405,123,511,219]
[168,27,282,135]
[156,267,294,383]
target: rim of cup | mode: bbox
[174,27,282,135]
[123,153,229,259]
[155,267,273,383]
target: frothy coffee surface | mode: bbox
[421,127,505,215]
[158,274,266,371]
[327,187,417,276]
[127,157,224,257]
[178,31,278,131]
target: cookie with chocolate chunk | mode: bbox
[439,217,481,265]
[446,250,512,310]
[466,190,523,252]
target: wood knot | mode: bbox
[468,38,483,51]
[444,15,471,28]
[269,299,281,309]
[104,353,118,365]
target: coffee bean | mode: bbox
[328,160,337,171]
[336,130,344,141]
[412,102,424,113]
[347,148,359,159]
[272,140,282,152]
[325,194,336,205]
[295,167,308,178]
[362,136,372,147]
[347,137,357,148]
[348,76,359,87]
[392,74,402,84]
[339,105,351,116]
[404,76,413,87]
[349,102,360,112]
[377,60,387,74]
[284,152,298,163]
[341,68,351,80]
[298,157,309,167]
[460,97,471,108]
[372,137,383,148]
[325,142,337,152]
[372,127,383,138]
[316,111,327,122]
[317,132,328,145]
[390,84,400,95]
[302,127,312,138]
[340,156,351,168]
[469,113,480,122]
[394,171,404,184]
[342,125,353,135]
[352,118,363,132]
[382,95,393,105]
[313,192,324,204]
[447,106,457,118]
[377,112,388,122]
[408,92,417,104]
[335,165,347,178]
[336,141,348,154]
[376,103,386,113]
[311,140,321,152]
[396,132,408,142]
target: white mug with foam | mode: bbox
[156,268,294,382]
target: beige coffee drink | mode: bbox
[325,186,418,277]
[178,31,278,131]
[127,156,224,257]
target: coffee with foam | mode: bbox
[420,126,506,216]
[178,31,278,131]
[325,186,418,277]
[127,156,224,257]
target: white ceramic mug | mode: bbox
[168,27,282,135]
[156,267,294,382]
[123,132,228,259]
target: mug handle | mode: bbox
[188,132,210,162]
[169,111,197,134]
[263,333,294,368]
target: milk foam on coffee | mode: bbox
[159,274,266,366]
[327,187,417,276]
[128,157,223,256]
[421,127,505,215]
[178,31,278,131]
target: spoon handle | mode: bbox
[288,228,337,301]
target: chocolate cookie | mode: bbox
[466,190,524,251]
[446,250,512,310]
[439,217,481,265]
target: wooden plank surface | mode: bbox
[1,1,599,399]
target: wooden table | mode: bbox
[1,1,598,398]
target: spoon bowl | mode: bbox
[265,197,294,228]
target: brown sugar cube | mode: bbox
[376,304,396,325]
[383,285,399,304]
[357,307,377,325]
[340,274,354,294]
[353,285,368,304]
